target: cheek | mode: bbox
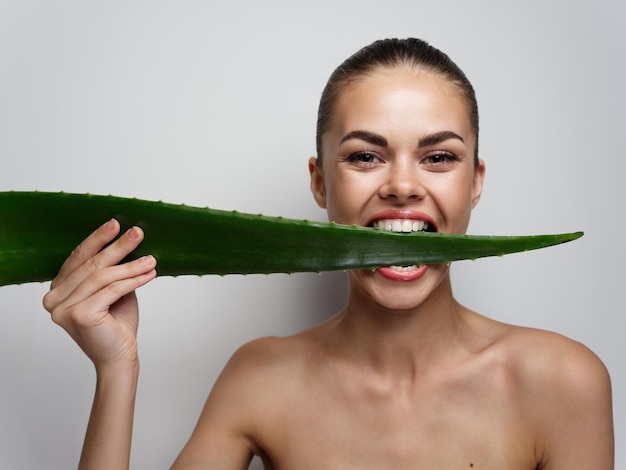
[323,173,369,224]
[430,175,476,229]
[325,189,355,223]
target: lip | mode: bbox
[362,210,436,282]
[376,264,429,282]
[365,209,437,231]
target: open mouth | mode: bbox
[369,218,437,234]
[368,218,437,275]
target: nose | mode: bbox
[378,160,424,202]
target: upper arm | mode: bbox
[532,337,614,469]
[170,340,271,470]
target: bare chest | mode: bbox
[255,371,538,469]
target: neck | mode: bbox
[327,274,468,380]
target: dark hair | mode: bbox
[315,38,479,167]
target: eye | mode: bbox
[344,151,384,167]
[421,151,460,169]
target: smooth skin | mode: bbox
[43,220,156,469]
[44,68,613,469]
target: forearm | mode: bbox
[78,361,140,470]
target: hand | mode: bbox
[43,219,157,370]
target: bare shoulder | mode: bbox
[485,320,613,467]
[210,326,327,416]
[196,332,316,439]
[463,311,611,409]
[465,309,606,381]
[172,332,320,467]
[222,328,320,385]
[500,324,611,395]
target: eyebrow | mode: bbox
[340,130,388,147]
[339,129,465,148]
[418,130,465,147]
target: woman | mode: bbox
[43,38,613,469]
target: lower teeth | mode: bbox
[390,265,418,272]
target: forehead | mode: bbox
[326,68,474,148]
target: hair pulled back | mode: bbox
[316,38,479,167]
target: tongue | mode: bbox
[376,264,428,282]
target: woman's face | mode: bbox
[309,67,485,310]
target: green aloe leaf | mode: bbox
[0,191,582,287]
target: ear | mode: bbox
[471,159,486,209]
[308,157,327,208]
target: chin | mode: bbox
[351,264,451,312]
[374,294,432,313]
[352,272,433,311]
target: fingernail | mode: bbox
[126,227,139,239]
[104,219,116,231]
[141,255,155,265]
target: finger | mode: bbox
[53,219,121,286]
[73,266,157,328]
[45,219,120,312]
[45,227,150,314]
[68,255,157,311]
[91,266,157,318]
[88,226,147,271]
[50,226,146,305]
[51,275,155,364]
[50,256,157,328]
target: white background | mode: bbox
[1,1,624,468]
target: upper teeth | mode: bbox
[373,219,430,233]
